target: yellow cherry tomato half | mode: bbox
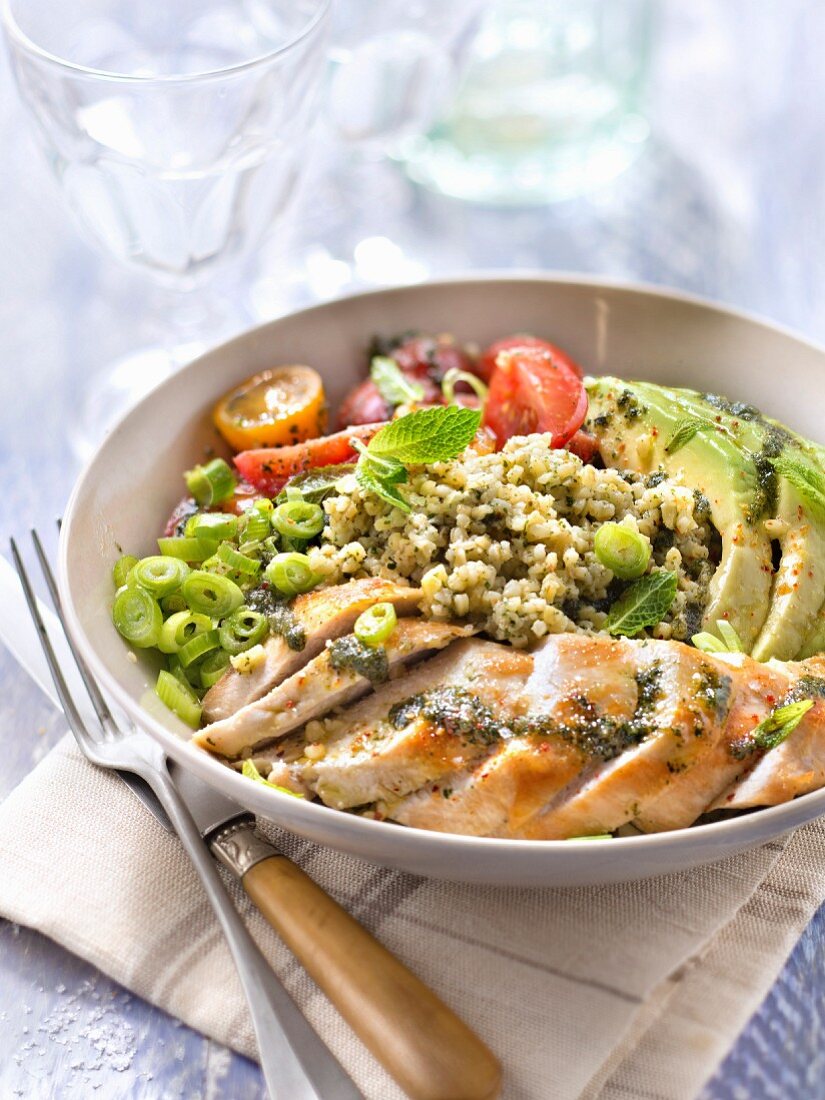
[213,365,327,451]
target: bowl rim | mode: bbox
[58,271,825,860]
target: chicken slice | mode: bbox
[388,635,631,836]
[193,619,474,758]
[388,735,587,837]
[512,637,729,840]
[707,657,825,812]
[201,578,422,723]
[305,640,533,810]
[631,652,790,831]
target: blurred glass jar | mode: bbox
[398,0,653,205]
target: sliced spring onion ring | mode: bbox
[157,536,213,562]
[178,627,221,668]
[161,593,188,615]
[271,500,325,541]
[593,523,651,580]
[112,555,139,589]
[242,507,271,543]
[156,669,202,727]
[182,570,245,618]
[185,457,236,507]
[441,367,489,408]
[217,541,261,576]
[199,648,231,688]
[715,619,745,652]
[132,555,190,598]
[158,610,213,654]
[353,602,397,648]
[189,512,239,543]
[219,608,268,655]
[112,587,163,648]
[264,552,319,597]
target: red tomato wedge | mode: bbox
[483,346,587,449]
[479,334,583,383]
[234,422,386,496]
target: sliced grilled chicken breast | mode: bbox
[707,658,825,811]
[512,637,728,839]
[632,652,791,832]
[194,620,474,757]
[201,578,422,723]
[306,640,533,810]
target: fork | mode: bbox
[12,531,365,1100]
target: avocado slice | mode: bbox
[654,386,825,661]
[586,378,773,650]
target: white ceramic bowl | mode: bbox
[59,274,825,886]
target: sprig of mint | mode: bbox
[352,405,482,513]
[370,356,424,407]
[770,451,825,520]
[664,417,715,455]
[607,569,678,637]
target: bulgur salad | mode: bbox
[109,331,825,839]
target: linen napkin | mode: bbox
[0,736,823,1099]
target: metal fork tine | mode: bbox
[32,528,117,737]
[9,538,102,761]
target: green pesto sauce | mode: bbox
[329,636,389,683]
[245,584,306,652]
[692,665,732,719]
[388,663,665,760]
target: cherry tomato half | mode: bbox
[483,346,588,449]
[234,422,386,496]
[479,334,584,384]
[214,365,327,451]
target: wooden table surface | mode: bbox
[3,5,825,1097]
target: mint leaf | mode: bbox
[370,356,424,406]
[607,570,678,637]
[664,417,715,455]
[242,758,305,797]
[732,699,814,758]
[368,405,481,464]
[355,457,410,512]
[770,451,825,520]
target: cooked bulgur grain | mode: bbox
[308,434,715,647]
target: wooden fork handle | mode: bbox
[239,847,501,1100]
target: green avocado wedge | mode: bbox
[586,378,773,651]
[653,386,825,662]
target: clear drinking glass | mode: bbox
[2,0,330,451]
[399,0,653,205]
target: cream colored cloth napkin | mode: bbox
[0,734,823,1100]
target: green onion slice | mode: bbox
[353,602,397,648]
[441,368,489,409]
[112,555,139,589]
[199,649,231,689]
[157,536,213,562]
[264,553,319,597]
[715,620,745,653]
[161,593,188,615]
[178,627,221,668]
[158,610,213,654]
[691,631,728,654]
[594,523,651,580]
[185,457,237,507]
[182,570,245,619]
[112,587,163,648]
[132,555,190,598]
[242,507,271,544]
[156,669,202,728]
[190,512,238,543]
[217,541,261,576]
[219,608,269,655]
[271,500,325,541]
